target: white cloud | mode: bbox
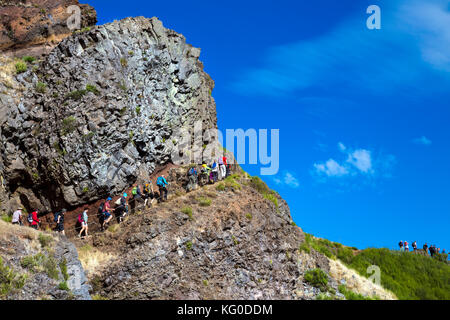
[314,159,349,177]
[313,143,395,182]
[273,171,300,188]
[346,149,373,173]
[412,136,432,146]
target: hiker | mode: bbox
[399,240,404,251]
[200,163,211,186]
[78,207,88,239]
[102,197,113,230]
[226,164,231,178]
[12,207,23,226]
[132,184,143,202]
[143,182,156,207]
[156,175,168,202]
[404,241,409,252]
[442,249,446,254]
[218,157,226,180]
[186,166,198,192]
[28,210,39,230]
[412,241,417,251]
[211,161,219,183]
[429,245,435,257]
[423,243,428,254]
[116,193,129,222]
[55,209,66,235]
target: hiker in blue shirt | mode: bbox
[156,175,168,202]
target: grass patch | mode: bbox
[92,294,108,300]
[196,197,212,207]
[181,207,193,220]
[1,214,12,223]
[245,213,252,220]
[39,234,54,248]
[120,57,128,67]
[215,183,225,191]
[107,224,120,233]
[249,176,278,208]
[35,81,47,93]
[186,241,193,250]
[338,284,378,300]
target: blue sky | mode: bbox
[89,0,450,251]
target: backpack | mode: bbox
[77,214,84,223]
[27,213,33,223]
[115,198,122,206]
[132,187,137,195]
[98,202,105,214]
[188,167,197,176]
[156,176,165,187]
[53,211,61,223]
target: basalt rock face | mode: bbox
[0,0,97,57]
[0,17,220,214]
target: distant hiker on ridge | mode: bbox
[12,207,23,226]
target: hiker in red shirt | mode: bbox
[30,210,40,230]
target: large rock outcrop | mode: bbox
[0,220,91,300]
[0,0,97,57]
[0,17,220,213]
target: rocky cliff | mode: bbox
[0,0,97,57]
[0,16,220,215]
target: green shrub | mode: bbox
[0,257,27,297]
[92,294,108,300]
[58,281,70,291]
[86,84,99,95]
[66,89,87,100]
[120,57,128,67]
[245,213,252,220]
[59,258,69,281]
[22,56,36,63]
[304,268,328,292]
[15,61,27,74]
[135,106,141,114]
[215,183,225,191]
[61,116,77,135]
[186,241,193,250]
[35,81,47,93]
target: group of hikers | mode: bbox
[9,157,231,238]
[398,240,446,257]
[186,156,231,191]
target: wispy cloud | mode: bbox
[412,136,432,146]
[313,142,395,182]
[232,0,450,97]
[273,171,300,188]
